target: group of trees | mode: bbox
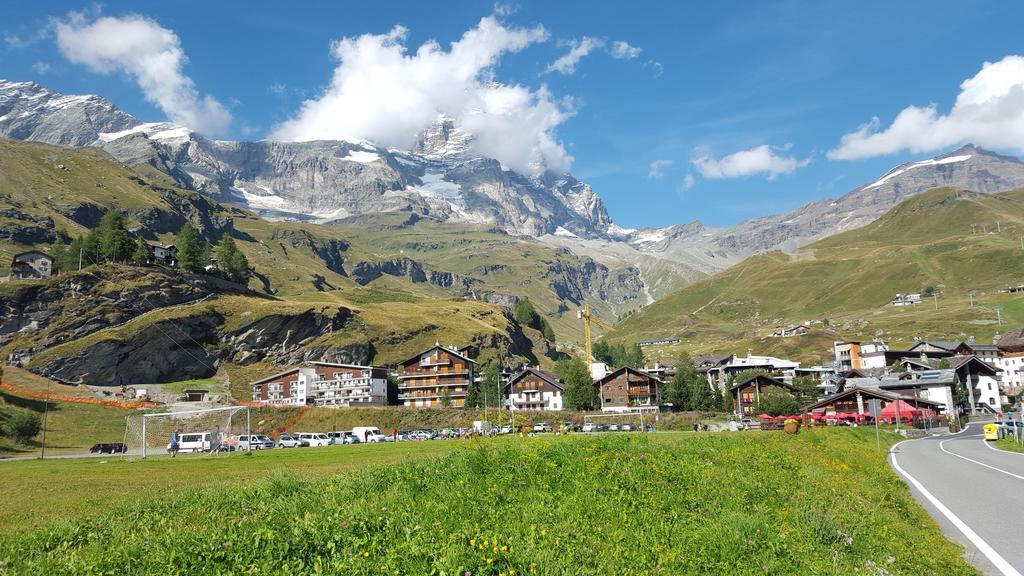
[51,211,142,271]
[513,299,556,342]
[592,340,644,370]
[664,352,725,412]
[49,215,250,284]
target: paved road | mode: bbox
[890,422,1024,576]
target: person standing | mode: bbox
[169,428,180,457]
[210,425,222,454]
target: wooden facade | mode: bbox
[596,367,661,413]
[251,368,303,405]
[397,344,476,408]
[250,362,388,407]
[730,374,795,415]
[505,368,564,411]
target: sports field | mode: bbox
[0,429,977,575]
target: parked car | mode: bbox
[235,435,265,450]
[582,422,597,433]
[277,434,302,448]
[620,424,634,432]
[90,443,127,454]
[297,432,330,447]
[532,423,552,433]
[170,432,212,453]
[352,426,388,443]
[256,435,276,449]
[608,424,619,431]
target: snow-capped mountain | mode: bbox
[0,80,612,238]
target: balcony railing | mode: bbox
[400,370,470,379]
[399,391,469,400]
[399,380,471,390]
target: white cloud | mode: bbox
[692,144,810,180]
[646,60,664,78]
[54,12,231,135]
[829,55,1024,160]
[272,16,576,175]
[610,41,641,60]
[546,36,604,75]
[647,159,672,179]
[32,61,52,74]
[682,173,695,190]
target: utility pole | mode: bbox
[982,224,988,234]
[996,306,1003,327]
[997,222,1002,233]
[968,291,974,308]
[933,293,938,311]
[971,224,977,234]
[78,247,83,271]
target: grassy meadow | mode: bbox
[0,429,977,575]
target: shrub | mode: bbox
[2,412,42,444]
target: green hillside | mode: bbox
[611,187,1024,361]
[0,139,637,344]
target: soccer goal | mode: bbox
[583,407,660,431]
[124,406,251,457]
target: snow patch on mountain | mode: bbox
[342,150,381,163]
[863,154,972,190]
[98,122,190,143]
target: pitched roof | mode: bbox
[399,344,477,366]
[908,340,963,352]
[594,366,663,386]
[12,250,51,262]
[506,367,563,391]
[730,373,794,391]
[997,328,1024,350]
[802,384,943,412]
[250,367,303,386]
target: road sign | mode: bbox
[868,399,882,418]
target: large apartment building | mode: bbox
[251,362,388,407]
[397,344,476,408]
[505,368,565,411]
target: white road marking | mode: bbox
[984,439,1024,457]
[940,439,1024,481]
[890,439,1023,576]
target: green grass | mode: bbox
[0,430,978,575]
[0,390,133,457]
[994,437,1024,454]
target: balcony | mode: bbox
[401,370,470,379]
[399,380,471,390]
[399,390,469,401]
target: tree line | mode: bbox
[49,214,250,284]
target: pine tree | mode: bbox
[558,356,597,411]
[464,380,481,409]
[217,235,250,283]
[176,224,204,271]
[81,230,102,267]
[482,362,503,407]
[131,236,151,266]
[540,319,556,342]
[49,238,67,273]
[97,211,131,263]
[439,388,453,408]
[792,375,819,405]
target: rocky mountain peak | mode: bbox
[0,79,139,147]
[412,116,474,159]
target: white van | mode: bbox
[170,432,210,453]
[297,432,330,447]
[351,426,387,443]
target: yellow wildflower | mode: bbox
[470,539,476,547]
[501,546,508,552]
[486,558,494,564]
[362,552,370,558]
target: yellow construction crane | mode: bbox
[577,303,615,362]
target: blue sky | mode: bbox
[2,1,1023,228]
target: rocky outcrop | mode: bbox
[0,209,56,244]
[0,80,138,146]
[269,229,348,276]
[545,260,645,306]
[0,267,219,351]
[223,307,353,364]
[34,314,224,385]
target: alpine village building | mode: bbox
[397,344,477,408]
[251,362,388,407]
[506,368,565,411]
[596,366,662,413]
[730,373,795,416]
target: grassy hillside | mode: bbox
[0,431,977,575]
[0,139,631,343]
[611,188,1024,360]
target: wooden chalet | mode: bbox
[596,366,661,413]
[803,384,944,417]
[397,344,477,408]
[730,373,795,416]
[505,367,565,411]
